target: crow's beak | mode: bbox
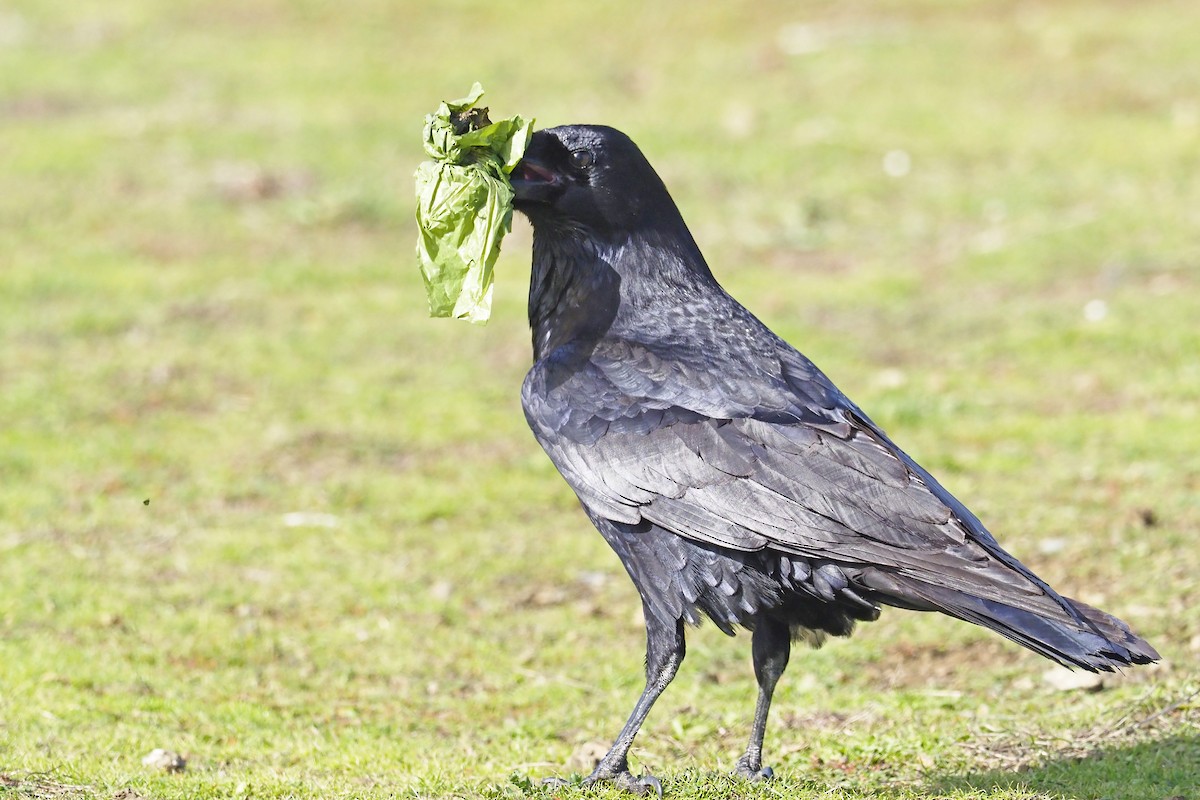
[510,157,563,205]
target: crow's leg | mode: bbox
[549,611,684,796]
[735,618,790,781]
[589,612,684,796]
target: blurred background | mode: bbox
[1,1,1197,797]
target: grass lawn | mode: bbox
[1,1,1197,798]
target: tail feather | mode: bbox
[861,571,1159,671]
[1066,596,1160,666]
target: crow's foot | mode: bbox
[601,771,662,797]
[734,758,774,782]
[542,770,662,797]
[586,755,662,797]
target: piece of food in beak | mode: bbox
[414,83,533,323]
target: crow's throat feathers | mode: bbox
[528,225,720,362]
[528,226,620,362]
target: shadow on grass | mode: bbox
[932,733,1200,799]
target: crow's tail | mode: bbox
[861,572,1159,671]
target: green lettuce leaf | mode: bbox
[415,83,533,323]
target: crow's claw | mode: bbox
[543,769,661,796]
[626,772,662,798]
[581,770,663,797]
[734,760,775,781]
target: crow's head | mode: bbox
[511,125,681,237]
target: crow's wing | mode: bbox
[522,335,1084,623]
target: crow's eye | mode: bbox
[570,149,595,169]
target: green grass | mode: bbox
[1,1,1198,798]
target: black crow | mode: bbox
[509,124,1157,795]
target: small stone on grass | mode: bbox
[142,748,186,773]
[566,741,609,773]
[1042,667,1104,692]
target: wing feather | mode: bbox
[524,336,1081,622]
